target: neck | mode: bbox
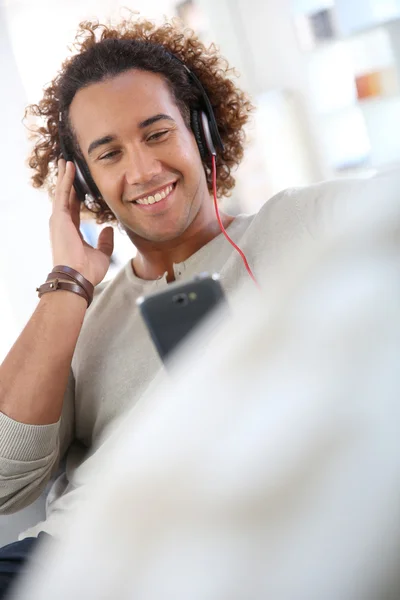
[131,211,234,282]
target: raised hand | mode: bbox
[49,159,114,286]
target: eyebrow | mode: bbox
[139,113,174,129]
[88,135,115,157]
[87,114,175,156]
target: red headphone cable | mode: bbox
[211,155,260,289]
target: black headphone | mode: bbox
[58,52,224,206]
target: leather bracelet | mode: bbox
[51,265,94,303]
[46,272,90,305]
[36,278,90,306]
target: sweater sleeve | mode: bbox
[0,371,75,515]
[292,169,400,241]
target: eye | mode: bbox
[147,130,170,142]
[99,150,120,161]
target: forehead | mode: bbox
[69,69,179,143]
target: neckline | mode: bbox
[124,213,252,288]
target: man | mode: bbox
[0,13,398,599]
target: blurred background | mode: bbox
[1,0,400,359]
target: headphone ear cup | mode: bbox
[74,157,102,204]
[191,109,217,160]
[58,124,101,204]
[73,160,92,203]
[191,109,207,160]
[199,111,217,157]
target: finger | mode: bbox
[53,158,65,205]
[54,158,65,193]
[97,226,114,258]
[69,184,82,232]
[54,160,75,212]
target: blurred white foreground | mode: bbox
[12,172,400,600]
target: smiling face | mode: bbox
[69,69,213,245]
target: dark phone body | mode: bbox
[137,274,225,362]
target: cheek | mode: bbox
[168,134,202,175]
[94,168,125,202]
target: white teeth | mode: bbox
[135,184,174,205]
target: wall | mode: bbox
[5,0,177,104]
[198,0,329,186]
[0,6,52,362]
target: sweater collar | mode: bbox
[124,213,254,289]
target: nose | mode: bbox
[124,145,163,186]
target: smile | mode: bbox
[133,183,175,206]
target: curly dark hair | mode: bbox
[26,15,254,223]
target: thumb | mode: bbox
[97,226,114,257]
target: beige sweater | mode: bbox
[0,175,393,540]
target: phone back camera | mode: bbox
[172,293,189,307]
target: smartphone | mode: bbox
[137,273,226,362]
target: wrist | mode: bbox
[37,266,94,307]
[39,289,88,310]
[51,262,93,285]
[51,265,94,301]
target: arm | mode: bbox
[0,372,75,514]
[0,292,86,425]
[0,160,114,512]
[293,169,400,242]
